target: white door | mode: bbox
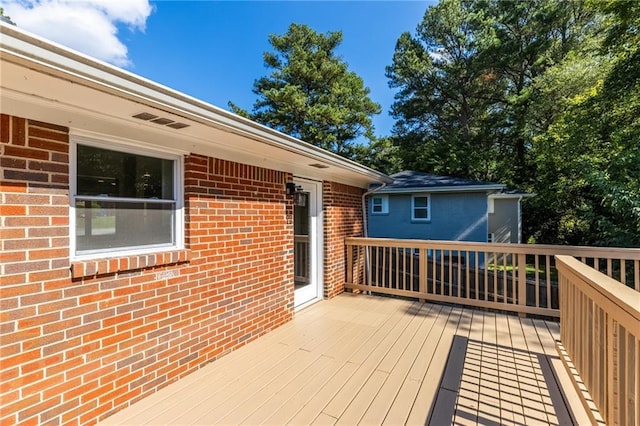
[293,178,322,308]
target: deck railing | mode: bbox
[557,255,640,426]
[345,237,640,317]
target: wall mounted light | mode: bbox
[286,182,307,207]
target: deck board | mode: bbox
[99,293,590,426]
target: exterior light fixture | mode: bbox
[286,182,307,207]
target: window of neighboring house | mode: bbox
[488,233,495,243]
[371,195,389,214]
[411,195,430,221]
[72,140,182,258]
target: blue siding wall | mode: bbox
[368,192,488,242]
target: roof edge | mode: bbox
[377,184,506,194]
[0,23,392,185]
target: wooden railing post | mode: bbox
[419,248,426,303]
[346,242,353,289]
[518,253,527,308]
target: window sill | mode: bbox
[411,219,432,224]
[70,249,190,279]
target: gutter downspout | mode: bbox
[361,184,387,292]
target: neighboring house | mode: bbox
[368,171,531,243]
[0,25,391,425]
[488,190,533,244]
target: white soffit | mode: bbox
[0,24,391,188]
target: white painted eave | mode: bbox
[0,23,392,187]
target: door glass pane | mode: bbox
[294,192,310,286]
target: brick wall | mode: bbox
[0,114,294,425]
[322,181,365,298]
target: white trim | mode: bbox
[70,129,190,156]
[70,137,184,261]
[411,194,431,222]
[293,177,323,310]
[517,197,522,244]
[488,197,495,214]
[489,193,535,199]
[370,194,389,215]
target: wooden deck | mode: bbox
[100,293,591,425]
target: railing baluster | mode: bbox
[465,250,470,300]
[419,248,426,302]
[518,254,526,308]
[474,251,479,300]
[432,249,436,294]
[546,255,552,309]
[448,250,453,297]
[346,243,353,288]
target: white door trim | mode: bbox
[293,177,323,310]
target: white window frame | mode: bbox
[70,136,184,260]
[371,194,389,214]
[411,194,431,221]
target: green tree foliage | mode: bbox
[528,0,640,246]
[386,0,502,181]
[388,0,639,246]
[0,7,17,25]
[230,23,381,158]
[351,137,403,174]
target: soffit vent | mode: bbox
[132,112,190,130]
[309,163,329,169]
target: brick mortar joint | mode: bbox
[70,249,191,279]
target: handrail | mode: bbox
[344,237,640,318]
[556,255,640,426]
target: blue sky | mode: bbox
[4,0,436,141]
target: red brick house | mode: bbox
[0,24,391,425]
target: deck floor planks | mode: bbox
[476,312,502,426]
[380,305,453,425]
[336,303,437,425]
[404,307,466,425]
[429,308,474,425]
[359,304,442,425]
[99,294,590,426]
[452,309,485,426]
[319,300,425,420]
[494,312,524,425]
[287,296,417,425]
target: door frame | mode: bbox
[293,177,323,310]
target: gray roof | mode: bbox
[376,171,506,193]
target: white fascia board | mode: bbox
[0,23,392,186]
[488,193,536,199]
[378,184,506,194]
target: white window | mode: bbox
[411,195,430,221]
[71,139,183,258]
[488,233,495,243]
[371,195,388,214]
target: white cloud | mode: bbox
[3,0,153,67]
